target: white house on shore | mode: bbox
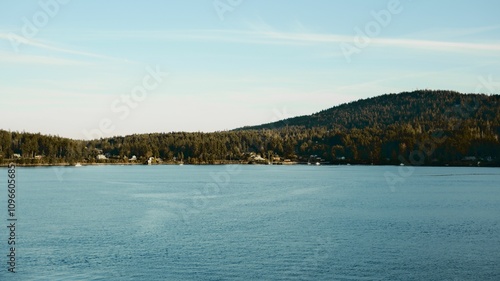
[96,154,107,160]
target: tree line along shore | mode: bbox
[1,90,499,167]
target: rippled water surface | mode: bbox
[1,165,499,280]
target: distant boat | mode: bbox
[400,163,405,166]
[75,163,82,167]
[315,162,320,166]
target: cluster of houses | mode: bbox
[4,150,494,166]
[246,152,297,165]
[95,153,159,165]
[10,153,43,160]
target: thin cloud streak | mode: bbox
[371,37,500,52]
[403,25,500,40]
[51,28,500,54]
[0,51,90,66]
[0,32,131,63]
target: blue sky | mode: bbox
[1,0,499,139]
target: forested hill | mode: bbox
[1,90,499,166]
[238,90,500,130]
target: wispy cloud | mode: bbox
[48,27,500,55]
[0,50,89,66]
[252,29,500,54]
[0,32,131,62]
[403,25,500,40]
[370,37,500,53]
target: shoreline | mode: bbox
[1,162,498,168]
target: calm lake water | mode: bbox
[1,165,499,280]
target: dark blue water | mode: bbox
[1,165,499,280]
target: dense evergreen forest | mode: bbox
[1,90,499,166]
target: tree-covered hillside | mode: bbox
[239,90,500,130]
[1,90,499,166]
